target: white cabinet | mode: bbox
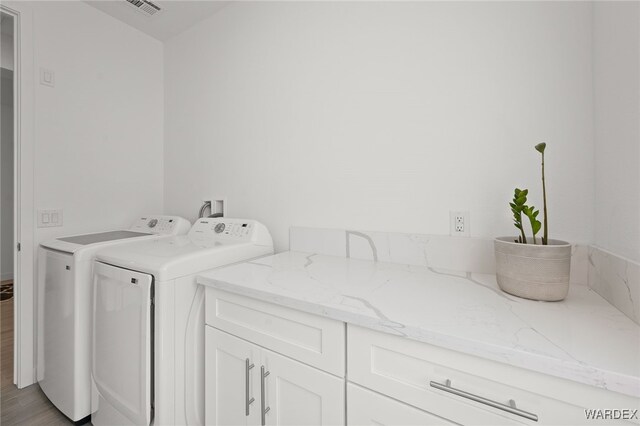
[205,288,345,376]
[205,326,260,426]
[263,349,344,426]
[206,326,344,426]
[204,288,640,426]
[347,325,640,426]
[347,383,454,426]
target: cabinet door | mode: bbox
[262,349,344,426]
[205,327,260,426]
[347,383,455,426]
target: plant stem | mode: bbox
[519,214,527,244]
[541,151,548,245]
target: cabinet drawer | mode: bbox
[206,288,345,376]
[347,383,455,425]
[348,325,638,425]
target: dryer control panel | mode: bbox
[129,215,191,235]
[188,218,273,247]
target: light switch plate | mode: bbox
[40,68,55,87]
[38,209,63,227]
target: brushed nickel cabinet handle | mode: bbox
[430,379,538,422]
[260,366,271,426]
[245,358,255,416]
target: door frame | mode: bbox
[2,1,36,388]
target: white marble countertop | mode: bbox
[197,251,640,398]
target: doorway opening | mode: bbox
[1,5,16,398]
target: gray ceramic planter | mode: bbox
[494,237,572,301]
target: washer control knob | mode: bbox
[148,219,158,228]
[214,223,226,233]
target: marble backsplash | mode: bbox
[588,246,640,325]
[289,227,640,323]
[289,227,588,286]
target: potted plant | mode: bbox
[494,143,572,301]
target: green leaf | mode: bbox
[535,142,546,154]
[510,188,530,244]
[532,221,542,235]
[522,205,542,239]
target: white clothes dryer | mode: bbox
[37,215,191,422]
[91,218,273,426]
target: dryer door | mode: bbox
[92,262,153,426]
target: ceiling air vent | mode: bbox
[124,0,161,17]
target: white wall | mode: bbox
[1,34,14,71]
[1,24,14,281]
[31,1,164,244]
[164,1,595,251]
[593,2,640,263]
[1,74,13,280]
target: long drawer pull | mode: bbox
[245,358,255,416]
[261,366,271,426]
[430,379,538,422]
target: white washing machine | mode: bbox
[37,215,191,422]
[91,218,273,426]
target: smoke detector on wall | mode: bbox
[124,0,162,17]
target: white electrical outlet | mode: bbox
[450,211,470,237]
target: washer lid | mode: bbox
[95,236,273,281]
[58,230,151,245]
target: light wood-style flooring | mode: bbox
[1,283,72,425]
